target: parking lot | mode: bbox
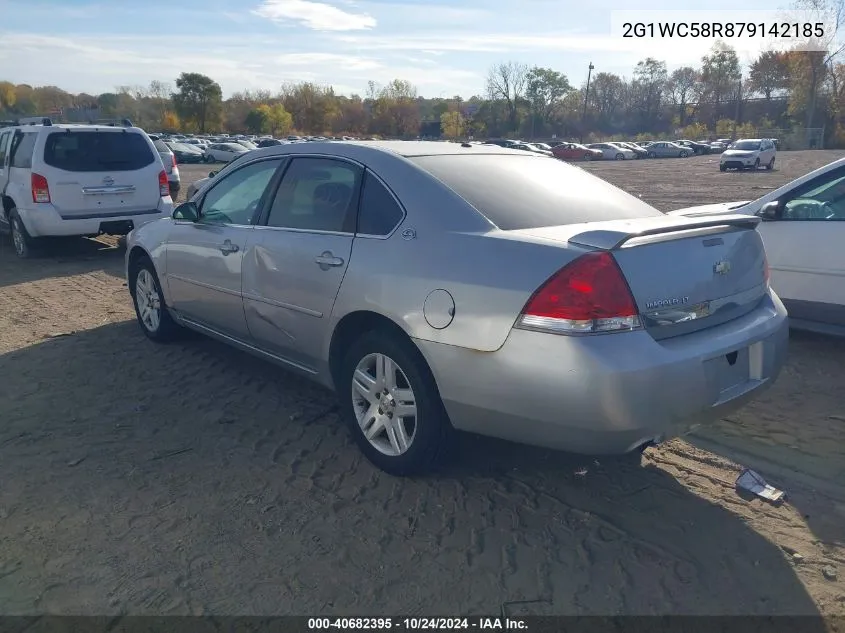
[1,150,843,616]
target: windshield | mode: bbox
[222,143,248,151]
[43,131,156,172]
[731,141,762,151]
[410,154,662,230]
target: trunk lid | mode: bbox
[518,214,768,340]
[41,129,162,217]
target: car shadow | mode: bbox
[0,321,827,617]
[690,329,845,549]
[0,235,125,288]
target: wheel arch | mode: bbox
[127,245,155,295]
[328,310,420,391]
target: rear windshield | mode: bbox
[43,131,156,172]
[409,154,663,230]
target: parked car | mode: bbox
[673,157,845,335]
[586,142,636,160]
[675,139,711,155]
[125,140,787,475]
[551,142,603,161]
[166,142,205,164]
[149,135,181,197]
[511,142,553,156]
[719,138,777,171]
[257,138,284,148]
[643,141,691,158]
[204,142,251,163]
[616,142,648,159]
[484,139,519,148]
[0,117,173,258]
[708,140,729,152]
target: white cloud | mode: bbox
[253,0,376,31]
[275,52,382,71]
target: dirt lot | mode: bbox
[1,151,843,617]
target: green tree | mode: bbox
[266,103,293,136]
[747,51,789,100]
[173,72,223,133]
[700,43,741,123]
[525,67,572,133]
[245,106,269,134]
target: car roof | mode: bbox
[249,140,537,160]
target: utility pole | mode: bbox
[580,62,594,144]
[732,78,742,140]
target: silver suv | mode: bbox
[0,117,174,258]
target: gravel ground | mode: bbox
[0,151,843,616]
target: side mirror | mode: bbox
[755,200,780,221]
[208,170,218,178]
[172,201,199,222]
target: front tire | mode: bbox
[719,165,727,172]
[130,258,182,342]
[583,153,592,161]
[767,157,775,170]
[340,329,451,476]
[9,209,37,259]
[648,151,656,158]
[679,150,689,158]
[615,153,625,160]
[751,158,760,170]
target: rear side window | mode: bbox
[43,131,156,172]
[357,172,404,236]
[10,132,37,168]
[153,139,170,153]
[409,154,663,230]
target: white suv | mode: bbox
[0,117,174,258]
[719,138,777,172]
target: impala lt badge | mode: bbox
[645,296,690,310]
[714,260,731,275]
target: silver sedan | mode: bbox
[125,141,788,475]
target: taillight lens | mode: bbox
[171,153,177,168]
[31,173,51,203]
[763,252,770,287]
[158,170,170,197]
[517,252,642,334]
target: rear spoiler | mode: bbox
[568,214,760,250]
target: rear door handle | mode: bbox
[219,239,239,255]
[315,251,344,268]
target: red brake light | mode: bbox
[158,170,169,197]
[171,153,177,168]
[31,173,50,203]
[518,252,642,334]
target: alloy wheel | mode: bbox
[135,269,162,333]
[11,218,26,257]
[351,353,418,456]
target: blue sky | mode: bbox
[0,0,806,99]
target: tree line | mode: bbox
[3,35,845,145]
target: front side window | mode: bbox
[200,159,282,225]
[782,168,845,221]
[265,157,362,233]
[0,131,11,165]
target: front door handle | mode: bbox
[219,239,239,255]
[315,251,344,268]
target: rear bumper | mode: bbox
[17,202,174,237]
[415,291,788,455]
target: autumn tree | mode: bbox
[486,61,528,134]
[667,67,701,126]
[747,51,789,100]
[440,111,465,139]
[631,58,668,130]
[0,81,16,110]
[699,42,741,123]
[173,72,223,133]
[370,80,420,138]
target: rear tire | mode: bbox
[339,329,452,476]
[767,157,775,170]
[679,150,689,158]
[615,153,625,160]
[648,151,656,158]
[583,153,592,161]
[129,257,183,343]
[719,165,727,172]
[9,209,37,259]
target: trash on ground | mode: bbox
[735,468,786,504]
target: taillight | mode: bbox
[31,173,50,203]
[517,252,642,335]
[171,153,177,168]
[158,170,170,197]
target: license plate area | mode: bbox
[99,220,134,235]
[708,346,750,393]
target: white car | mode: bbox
[671,157,845,335]
[204,142,250,163]
[720,138,777,172]
[0,117,173,258]
[586,143,636,160]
